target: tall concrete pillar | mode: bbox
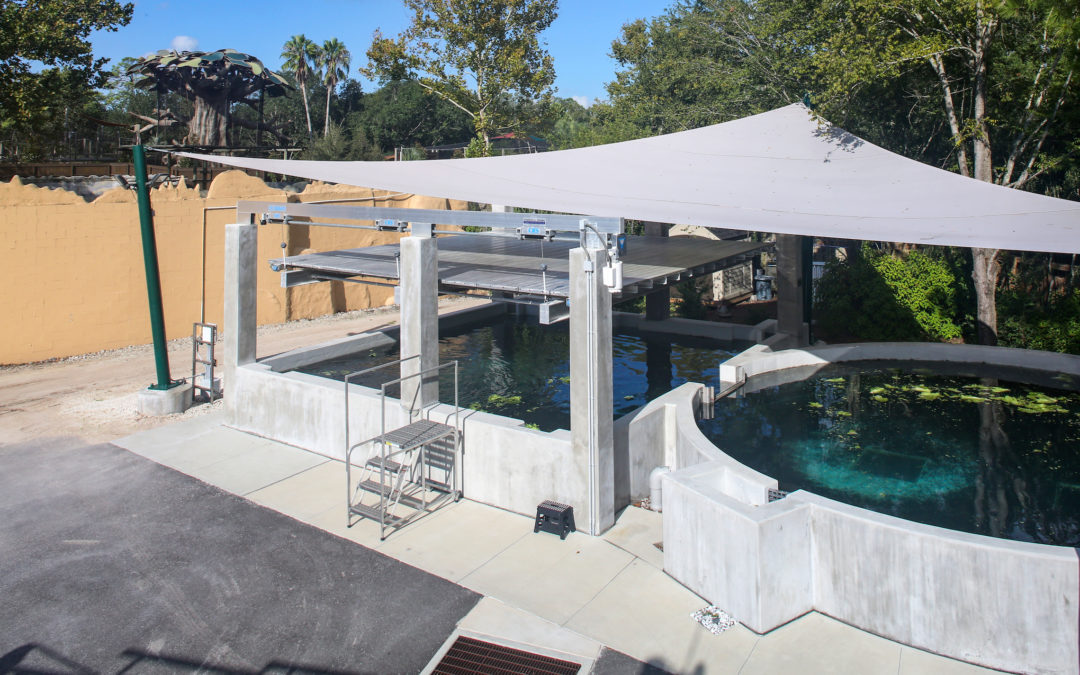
[224,222,258,416]
[570,246,615,535]
[643,222,670,321]
[776,234,811,346]
[400,228,439,411]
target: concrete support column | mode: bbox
[400,229,439,411]
[776,234,810,346]
[570,246,615,535]
[224,222,258,415]
[643,222,670,321]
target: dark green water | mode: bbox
[699,363,1080,546]
[296,316,748,432]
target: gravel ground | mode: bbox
[0,297,486,446]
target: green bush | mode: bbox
[673,280,706,319]
[814,245,964,342]
[998,288,1080,354]
[872,248,963,341]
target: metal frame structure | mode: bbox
[191,322,219,402]
[234,199,624,236]
[344,356,461,540]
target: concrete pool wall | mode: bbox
[227,300,770,520]
[633,343,1080,675]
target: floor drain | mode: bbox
[433,636,580,675]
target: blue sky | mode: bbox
[89,0,675,106]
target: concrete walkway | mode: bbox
[107,412,997,675]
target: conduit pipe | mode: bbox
[649,466,671,512]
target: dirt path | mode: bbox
[0,297,487,445]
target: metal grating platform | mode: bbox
[373,419,457,451]
[433,636,581,675]
[270,234,764,298]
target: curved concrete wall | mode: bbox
[650,343,1080,675]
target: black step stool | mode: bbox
[534,500,576,540]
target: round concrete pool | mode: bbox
[699,360,1080,545]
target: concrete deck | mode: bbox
[94,412,998,674]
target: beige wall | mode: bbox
[0,171,467,364]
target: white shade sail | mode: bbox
[181,104,1080,254]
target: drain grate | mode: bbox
[433,636,580,675]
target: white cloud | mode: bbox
[570,95,592,108]
[170,35,198,52]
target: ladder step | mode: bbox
[354,479,427,509]
[366,457,405,474]
[349,503,405,526]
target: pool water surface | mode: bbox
[699,363,1080,546]
[298,315,748,431]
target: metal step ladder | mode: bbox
[345,357,460,540]
[191,322,219,402]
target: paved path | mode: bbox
[0,438,480,674]
[94,414,995,675]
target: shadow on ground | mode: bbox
[0,440,480,674]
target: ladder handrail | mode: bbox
[345,354,420,531]
[344,354,461,540]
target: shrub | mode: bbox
[814,244,964,342]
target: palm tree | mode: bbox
[280,34,320,137]
[319,38,350,136]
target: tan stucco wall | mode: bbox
[1,171,468,364]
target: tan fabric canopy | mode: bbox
[181,104,1080,254]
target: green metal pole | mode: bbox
[133,143,176,390]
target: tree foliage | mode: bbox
[606,0,807,135]
[804,0,1080,344]
[0,0,132,158]
[815,245,968,342]
[601,0,1080,346]
[366,0,557,155]
[319,38,351,136]
[281,35,320,137]
[351,79,472,152]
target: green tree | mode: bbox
[351,79,472,152]
[805,0,1080,344]
[319,38,351,136]
[0,0,133,158]
[281,34,320,138]
[366,0,558,156]
[815,244,967,342]
[605,0,808,135]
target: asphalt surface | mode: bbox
[0,439,480,674]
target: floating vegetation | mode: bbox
[486,393,522,407]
